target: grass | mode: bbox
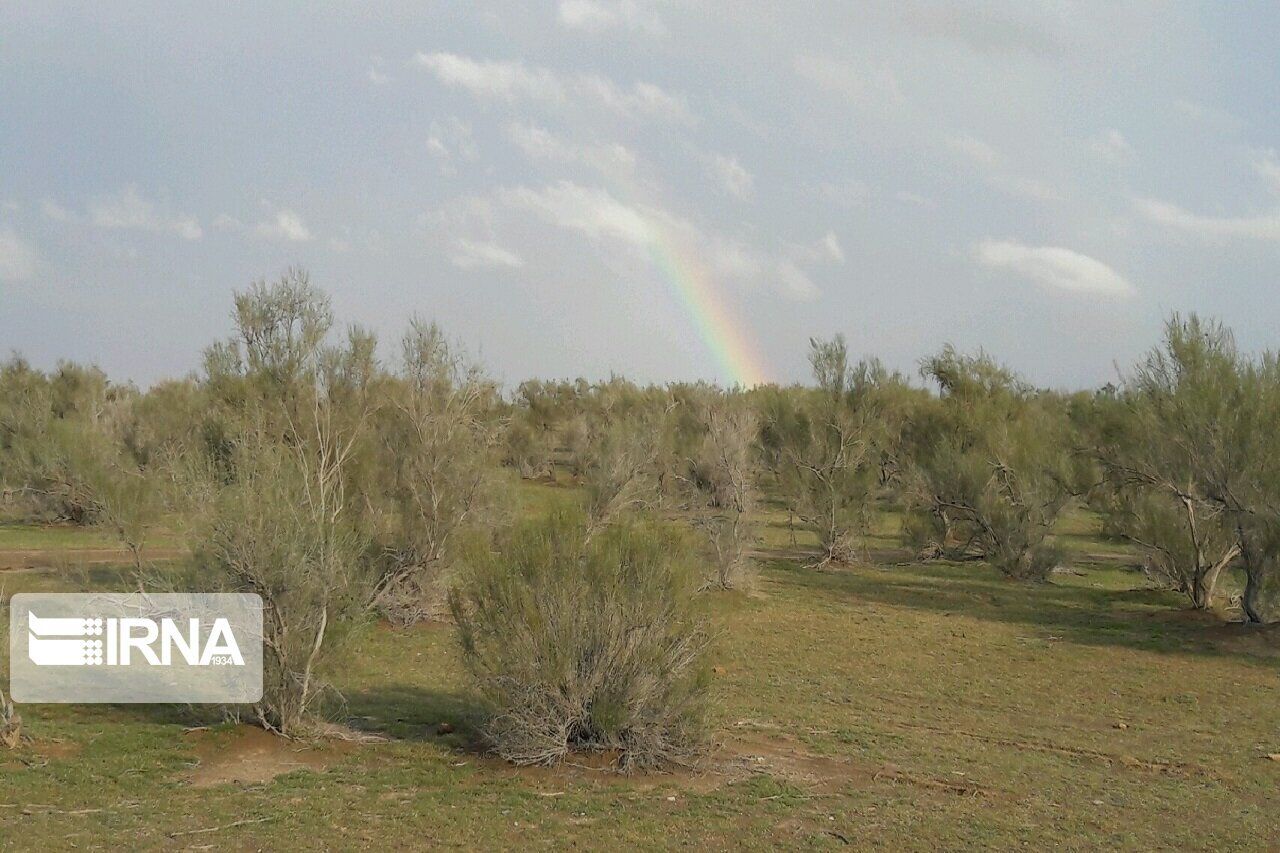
[1,487,1278,849]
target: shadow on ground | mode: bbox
[764,557,1280,666]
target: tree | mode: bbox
[368,320,500,623]
[668,387,759,589]
[759,337,898,566]
[187,271,381,731]
[902,347,1072,580]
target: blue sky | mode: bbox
[2,1,1278,388]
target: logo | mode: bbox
[27,613,244,667]
[10,593,263,703]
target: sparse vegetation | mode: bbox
[3,275,1280,847]
[449,509,710,770]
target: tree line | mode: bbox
[2,269,1277,765]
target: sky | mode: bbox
[2,1,1278,390]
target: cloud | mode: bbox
[87,186,202,240]
[793,55,904,108]
[1172,98,1242,133]
[451,238,524,270]
[706,153,754,200]
[787,231,846,265]
[504,122,636,176]
[1133,150,1280,240]
[1134,198,1280,241]
[501,181,652,246]
[891,5,1065,57]
[813,180,870,208]
[775,261,820,300]
[416,52,564,102]
[255,209,313,242]
[1085,129,1133,163]
[974,239,1133,297]
[821,231,845,264]
[40,199,76,223]
[367,56,391,85]
[0,229,37,282]
[1254,150,1280,193]
[947,134,1061,202]
[558,0,665,35]
[414,52,689,122]
[947,134,999,167]
[896,190,938,210]
[498,181,821,300]
[994,176,1061,202]
[426,117,479,172]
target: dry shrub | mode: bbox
[578,417,663,530]
[369,320,500,623]
[192,422,372,735]
[674,394,758,589]
[0,688,21,749]
[449,510,711,770]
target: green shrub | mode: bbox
[449,510,711,770]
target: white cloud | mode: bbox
[947,134,999,167]
[368,56,391,85]
[891,4,1066,57]
[502,181,653,246]
[256,209,313,242]
[821,231,845,264]
[1135,197,1280,241]
[558,0,665,35]
[995,175,1062,202]
[505,122,636,176]
[1085,129,1133,163]
[414,51,689,122]
[414,52,564,102]
[40,199,76,223]
[793,54,904,108]
[451,238,524,270]
[787,231,846,265]
[0,229,37,282]
[88,186,202,240]
[1172,98,1242,132]
[896,190,938,210]
[1254,150,1280,193]
[975,238,1134,297]
[706,153,755,200]
[498,181,821,300]
[775,260,820,301]
[814,180,870,208]
[947,134,1061,202]
[426,117,479,172]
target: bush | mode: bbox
[0,687,21,750]
[902,347,1073,580]
[669,390,758,589]
[449,510,711,770]
[368,320,500,623]
[192,428,372,734]
[759,338,901,566]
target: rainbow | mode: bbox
[636,214,771,389]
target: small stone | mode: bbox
[1113,722,1129,730]
[437,722,454,735]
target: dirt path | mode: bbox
[0,547,186,572]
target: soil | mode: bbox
[183,726,349,788]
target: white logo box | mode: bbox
[9,593,263,703]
